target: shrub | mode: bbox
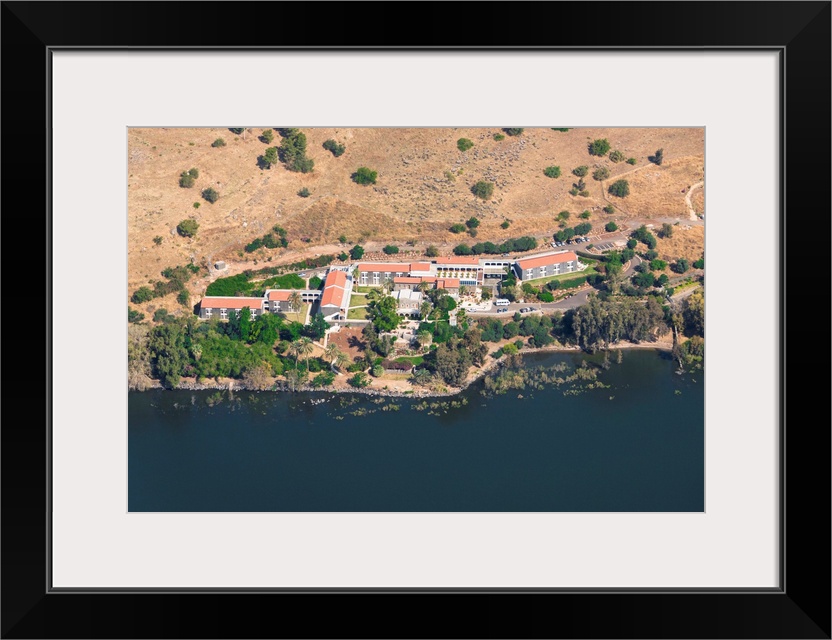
[131,287,153,305]
[592,167,610,181]
[153,308,170,323]
[693,257,704,269]
[202,187,219,203]
[569,188,579,196]
[579,190,590,197]
[449,223,466,234]
[608,180,630,198]
[228,128,245,135]
[350,245,365,260]
[260,129,274,144]
[211,138,226,148]
[609,150,625,163]
[579,210,591,220]
[539,291,554,302]
[371,364,384,378]
[309,275,323,289]
[153,236,163,246]
[177,219,199,237]
[551,128,570,132]
[671,258,690,274]
[466,217,480,229]
[627,238,638,249]
[605,221,618,232]
[504,128,524,136]
[128,307,145,323]
[348,372,371,388]
[501,220,510,229]
[471,181,494,200]
[650,259,668,271]
[383,245,399,255]
[559,275,587,289]
[659,223,674,239]
[193,202,200,209]
[178,168,198,188]
[311,371,335,387]
[632,272,655,288]
[298,187,311,198]
[493,133,505,141]
[543,166,561,178]
[322,139,346,157]
[626,157,637,165]
[338,252,349,261]
[468,228,478,238]
[457,138,474,152]
[177,290,190,306]
[453,244,472,256]
[557,210,570,221]
[603,205,615,214]
[588,139,611,156]
[574,222,592,235]
[572,166,589,178]
[245,238,264,253]
[351,167,378,185]
[650,148,664,165]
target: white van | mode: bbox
[494,298,510,307]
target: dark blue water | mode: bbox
[128,350,704,512]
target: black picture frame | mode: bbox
[2,2,829,638]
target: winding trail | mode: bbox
[685,181,704,220]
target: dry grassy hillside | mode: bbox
[128,127,704,307]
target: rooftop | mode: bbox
[516,251,578,270]
[200,297,263,310]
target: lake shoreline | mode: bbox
[139,340,674,399]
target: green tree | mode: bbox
[671,258,690,274]
[322,139,346,157]
[574,222,592,235]
[260,129,274,144]
[588,139,611,156]
[178,167,199,188]
[592,167,610,181]
[627,238,638,249]
[425,245,439,257]
[177,290,190,307]
[348,372,371,388]
[368,296,400,332]
[572,165,589,177]
[651,148,664,165]
[453,244,472,256]
[609,150,625,163]
[305,312,330,340]
[457,138,474,151]
[544,166,561,178]
[650,258,668,271]
[500,220,510,229]
[211,138,226,148]
[128,307,145,323]
[608,180,630,198]
[626,157,637,165]
[449,223,466,233]
[493,133,505,141]
[383,245,399,255]
[350,245,365,260]
[471,181,494,200]
[605,221,618,232]
[504,128,524,136]
[603,205,615,214]
[660,223,674,238]
[177,218,200,237]
[202,187,219,203]
[693,257,704,269]
[579,210,591,220]
[279,131,315,173]
[262,146,279,168]
[351,167,378,185]
[466,217,480,229]
[298,187,311,198]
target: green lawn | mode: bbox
[394,356,424,366]
[347,307,369,320]
[349,293,369,306]
[353,285,377,294]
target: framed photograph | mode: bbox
[4,2,829,638]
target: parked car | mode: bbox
[498,308,509,313]
[298,272,308,277]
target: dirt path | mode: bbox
[685,181,704,220]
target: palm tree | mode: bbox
[324,343,340,366]
[334,350,350,374]
[288,291,303,322]
[419,300,432,319]
[417,281,431,294]
[298,336,314,368]
[288,340,303,370]
[416,330,432,350]
[367,288,383,303]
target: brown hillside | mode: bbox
[128,127,704,308]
